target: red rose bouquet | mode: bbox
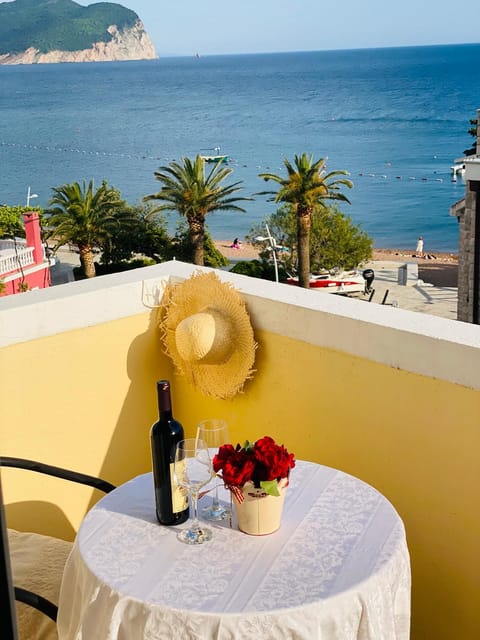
[213,436,295,497]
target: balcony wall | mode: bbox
[0,261,479,639]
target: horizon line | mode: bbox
[156,40,479,59]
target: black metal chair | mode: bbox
[0,457,115,640]
[1,475,19,640]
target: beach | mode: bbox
[214,241,459,288]
[51,240,458,319]
[55,239,459,290]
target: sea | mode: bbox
[1,43,480,252]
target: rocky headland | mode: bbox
[0,21,156,65]
[0,0,156,65]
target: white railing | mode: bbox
[0,238,27,251]
[0,247,35,275]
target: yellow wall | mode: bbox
[1,315,479,639]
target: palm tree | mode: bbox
[45,180,129,278]
[258,154,353,288]
[144,155,250,265]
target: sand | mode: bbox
[214,241,459,288]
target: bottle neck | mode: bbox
[157,380,173,417]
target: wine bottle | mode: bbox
[151,380,189,525]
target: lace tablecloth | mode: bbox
[58,462,410,639]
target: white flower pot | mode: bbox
[233,478,287,535]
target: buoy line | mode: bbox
[0,141,457,183]
[356,172,449,182]
[0,140,176,163]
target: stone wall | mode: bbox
[453,110,480,324]
[457,181,480,322]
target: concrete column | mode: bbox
[23,212,43,265]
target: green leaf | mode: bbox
[260,480,280,497]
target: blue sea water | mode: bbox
[1,43,480,252]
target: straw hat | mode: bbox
[160,272,257,399]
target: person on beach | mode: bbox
[415,236,424,258]
[230,238,241,249]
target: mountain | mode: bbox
[0,0,156,64]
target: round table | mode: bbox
[58,461,410,639]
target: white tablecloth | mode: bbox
[58,462,410,639]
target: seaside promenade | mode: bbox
[358,259,457,320]
[50,243,458,321]
[215,241,458,321]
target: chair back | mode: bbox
[0,474,19,640]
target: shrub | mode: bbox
[230,259,288,282]
[73,257,156,280]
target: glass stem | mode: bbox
[212,484,220,510]
[190,490,201,532]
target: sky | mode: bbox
[1,0,479,57]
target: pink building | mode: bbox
[0,212,53,296]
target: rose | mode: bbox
[213,444,256,487]
[253,436,295,481]
[213,437,295,493]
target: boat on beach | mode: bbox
[286,270,367,294]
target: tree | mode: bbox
[144,155,250,265]
[464,116,478,156]
[45,180,131,278]
[309,207,372,271]
[165,220,228,268]
[0,205,25,238]
[100,203,170,266]
[258,154,353,288]
[248,204,372,277]
[0,204,43,238]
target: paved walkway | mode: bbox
[49,248,79,285]
[357,260,458,321]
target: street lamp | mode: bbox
[255,223,284,283]
[26,186,38,207]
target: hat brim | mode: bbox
[160,272,257,399]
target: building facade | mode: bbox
[450,109,480,323]
[0,212,53,296]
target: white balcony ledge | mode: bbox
[0,260,479,390]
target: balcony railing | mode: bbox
[0,246,35,276]
[0,238,26,251]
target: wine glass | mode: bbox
[196,419,231,521]
[174,438,213,545]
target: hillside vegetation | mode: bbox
[0,0,139,55]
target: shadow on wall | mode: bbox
[5,500,77,540]
[93,307,167,494]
